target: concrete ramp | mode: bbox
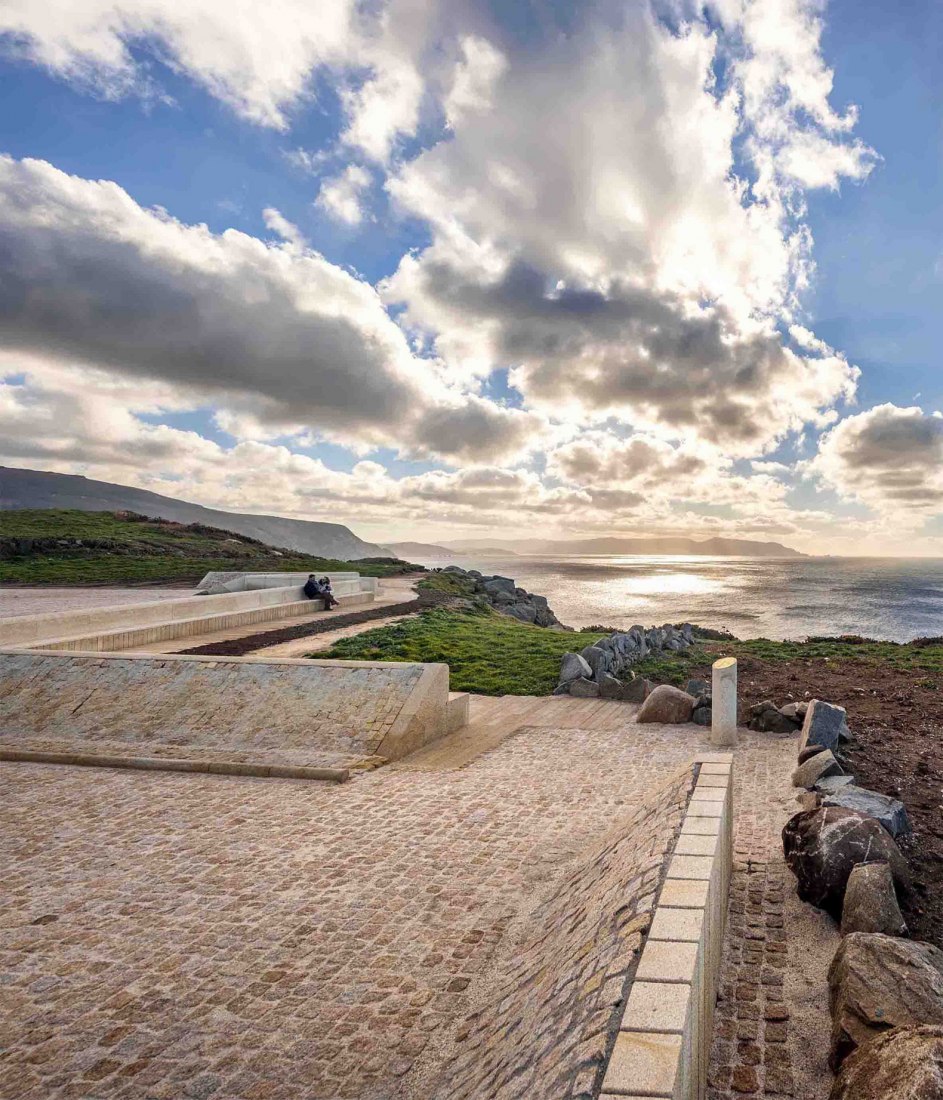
[0,650,450,779]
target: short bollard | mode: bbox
[711,657,737,746]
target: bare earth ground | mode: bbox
[0,711,828,1100]
[688,653,943,950]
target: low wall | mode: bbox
[0,650,451,775]
[195,570,370,594]
[601,754,734,1100]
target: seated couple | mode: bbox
[303,574,339,609]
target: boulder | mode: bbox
[622,677,651,704]
[800,699,850,754]
[792,749,843,789]
[782,807,910,917]
[686,678,710,697]
[636,685,696,725]
[798,743,827,765]
[751,705,801,734]
[503,602,537,624]
[559,652,592,684]
[580,645,611,680]
[840,863,908,937]
[814,774,855,794]
[829,1025,943,1100]
[597,672,624,700]
[691,706,712,726]
[780,701,801,720]
[828,934,943,1068]
[552,682,571,696]
[568,677,600,699]
[481,576,516,597]
[822,785,911,839]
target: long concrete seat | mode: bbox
[0,583,374,653]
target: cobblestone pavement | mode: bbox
[1,722,704,1100]
[707,734,827,1099]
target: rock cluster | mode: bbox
[748,698,806,733]
[554,623,696,699]
[779,697,939,1097]
[438,566,563,627]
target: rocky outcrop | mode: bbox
[827,934,943,1068]
[829,1026,943,1100]
[636,685,696,724]
[782,807,910,917]
[438,567,563,627]
[840,864,908,937]
[555,622,697,696]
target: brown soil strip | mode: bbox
[176,589,453,657]
[689,650,943,949]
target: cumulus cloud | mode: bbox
[809,404,943,513]
[384,2,866,453]
[315,165,372,225]
[0,155,545,464]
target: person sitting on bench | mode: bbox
[318,576,339,610]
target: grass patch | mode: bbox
[0,509,420,585]
[632,635,943,685]
[416,571,481,598]
[312,606,606,695]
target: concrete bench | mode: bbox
[0,583,374,653]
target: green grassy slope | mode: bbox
[0,509,421,585]
[313,605,605,695]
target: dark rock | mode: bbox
[597,672,624,700]
[568,677,600,699]
[822,786,911,839]
[636,685,696,724]
[829,1025,943,1099]
[693,693,712,709]
[551,682,571,696]
[798,743,828,765]
[622,677,651,704]
[828,934,943,1068]
[580,645,611,680]
[751,706,801,734]
[686,678,710,697]
[814,775,855,794]
[692,706,712,726]
[800,699,850,754]
[792,749,843,789]
[840,864,908,937]
[559,652,592,684]
[481,576,516,597]
[782,807,910,917]
[503,601,537,623]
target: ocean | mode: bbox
[424,555,943,643]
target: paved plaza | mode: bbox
[0,709,817,1100]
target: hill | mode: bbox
[446,535,806,557]
[388,541,459,560]
[0,466,388,560]
[0,509,421,586]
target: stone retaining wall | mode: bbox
[428,767,696,1100]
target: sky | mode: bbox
[0,0,941,554]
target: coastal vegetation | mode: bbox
[315,605,606,695]
[0,509,420,585]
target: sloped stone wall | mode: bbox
[429,767,695,1100]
